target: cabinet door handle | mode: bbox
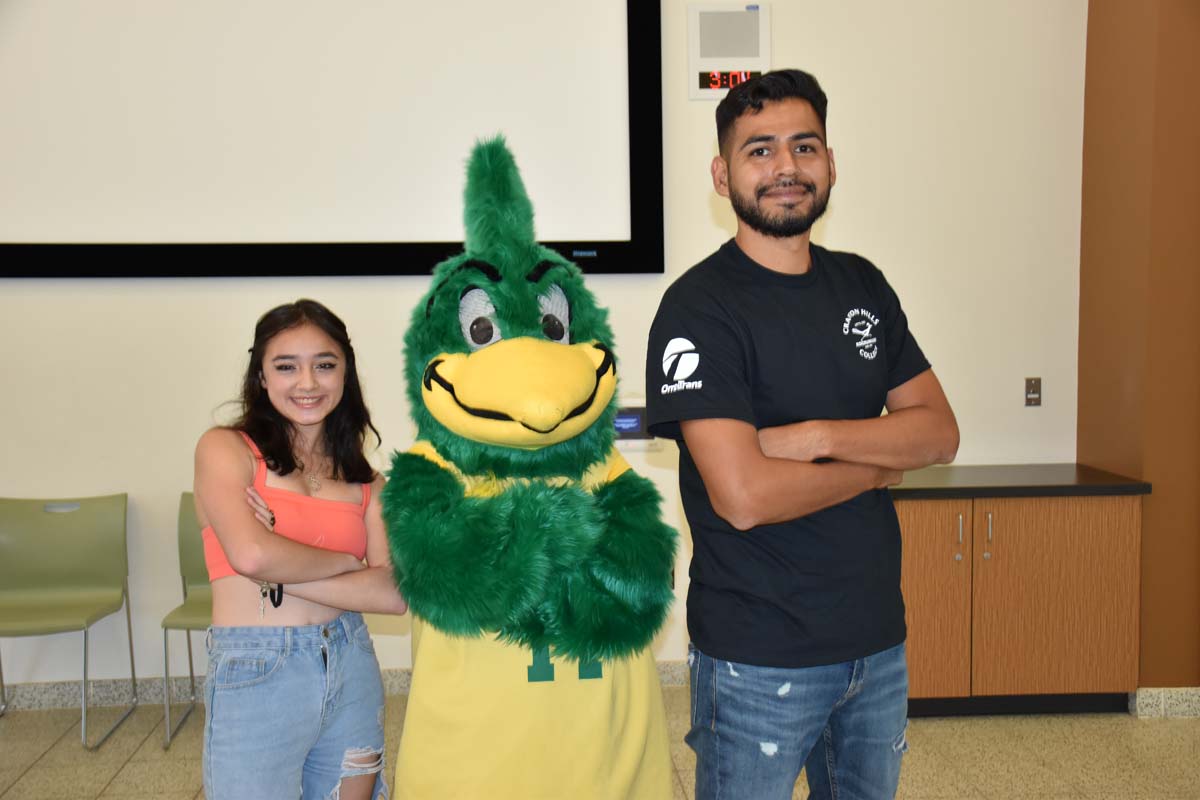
[986,511,994,542]
[957,513,964,544]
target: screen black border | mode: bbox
[2,0,663,278]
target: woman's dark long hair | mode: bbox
[233,299,380,484]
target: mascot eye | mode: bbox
[542,314,565,341]
[537,284,570,344]
[459,288,502,350]
[470,317,495,344]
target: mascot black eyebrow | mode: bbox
[383,137,677,798]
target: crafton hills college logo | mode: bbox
[661,337,703,394]
[842,308,880,360]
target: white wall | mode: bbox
[0,0,1087,684]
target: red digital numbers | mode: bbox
[700,70,761,91]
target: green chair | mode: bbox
[161,491,211,748]
[0,494,138,749]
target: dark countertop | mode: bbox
[891,463,1151,500]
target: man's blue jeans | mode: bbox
[686,641,909,800]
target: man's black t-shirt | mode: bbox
[646,240,930,668]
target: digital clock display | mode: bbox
[699,70,762,90]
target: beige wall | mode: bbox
[0,0,1089,684]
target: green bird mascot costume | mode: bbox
[383,138,677,799]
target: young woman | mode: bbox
[194,299,406,800]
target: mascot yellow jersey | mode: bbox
[383,138,677,799]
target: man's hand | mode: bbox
[683,418,906,530]
[759,424,903,488]
[758,420,827,462]
[757,370,958,472]
[876,467,904,489]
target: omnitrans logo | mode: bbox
[842,308,880,360]
[661,337,703,394]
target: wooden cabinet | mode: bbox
[898,492,1141,699]
[896,500,972,698]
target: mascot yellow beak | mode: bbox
[422,338,616,449]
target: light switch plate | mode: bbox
[1025,377,1042,406]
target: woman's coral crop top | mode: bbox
[201,432,370,581]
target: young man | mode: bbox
[646,69,959,800]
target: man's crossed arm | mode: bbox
[681,369,959,531]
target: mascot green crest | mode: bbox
[383,137,676,798]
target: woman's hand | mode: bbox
[245,486,275,532]
[243,486,365,580]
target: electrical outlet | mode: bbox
[1025,377,1042,406]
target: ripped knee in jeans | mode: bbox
[326,747,389,800]
[892,720,910,755]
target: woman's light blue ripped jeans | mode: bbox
[203,611,389,799]
[686,641,909,800]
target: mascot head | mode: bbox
[405,137,617,479]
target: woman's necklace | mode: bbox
[300,452,325,494]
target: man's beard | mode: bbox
[730,178,830,238]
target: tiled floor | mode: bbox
[1,687,1198,798]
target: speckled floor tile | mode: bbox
[0,706,79,737]
[665,688,692,748]
[0,768,25,797]
[669,737,694,773]
[0,762,120,799]
[129,705,205,762]
[1028,726,1195,797]
[911,716,1083,798]
[795,768,810,799]
[0,739,59,774]
[0,708,76,770]
[663,684,690,716]
[1128,718,1200,760]
[947,712,1200,799]
[1150,738,1200,797]
[675,746,696,799]
[3,692,1199,799]
[102,758,203,796]
[895,746,985,799]
[38,704,159,766]
[957,759,1085,797]
[382,694,407,760]
[671,767,688,800]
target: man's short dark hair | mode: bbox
[716,69,828,155]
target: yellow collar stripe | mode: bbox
[407,441,629,497]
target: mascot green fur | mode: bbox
[383,137,677,799]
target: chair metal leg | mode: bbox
[0,644,8,717]
[163,629,171,746]
[82,587,139,750]
[162,629,198,748]
[186,629,197,702]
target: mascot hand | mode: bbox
[537,470,678,663]
[384,452,601,637]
